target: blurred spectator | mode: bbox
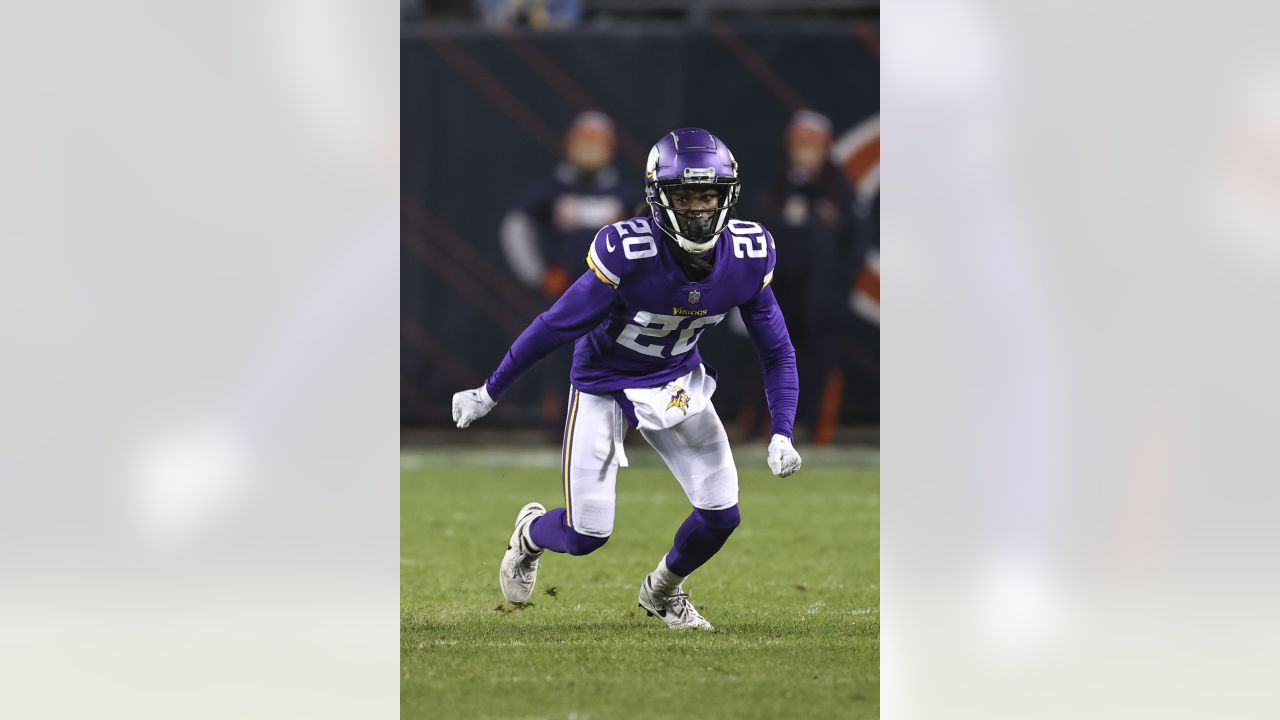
[499,111,639,426]
[501,111,638,301]
[756,109,861,442]
[475,0,583,28]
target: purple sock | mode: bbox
[664,505,741,577]
[528,508,610,556]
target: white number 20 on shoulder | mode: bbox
[612,219,657,260]
[729,220,768,259]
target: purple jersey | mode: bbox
[486,216,799,438]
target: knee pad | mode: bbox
[565,529,610,556]
[696,505,741,532]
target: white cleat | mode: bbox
[499,502,546,604]
[637,576,716,631]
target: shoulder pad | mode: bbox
[586,217,659,287]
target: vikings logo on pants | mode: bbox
[666,385,691,415]
[621,365,715,431]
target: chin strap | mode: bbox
[673,233,717,255]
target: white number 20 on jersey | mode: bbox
[617,311,727,358]
[729,219,768,259]
[612,219,657,260]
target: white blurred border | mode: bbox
[885,1,1280,718]
[0,2,397,717]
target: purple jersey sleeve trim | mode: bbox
[485,271,615,401]
[739,285,798,439]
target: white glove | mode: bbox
[767,434,802,477]
[452,385,496,429]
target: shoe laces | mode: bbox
[665,587,702,619]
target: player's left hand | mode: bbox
[767,434,802,477]
[452,385,496,429]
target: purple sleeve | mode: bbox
[739,285,799,439]
[484,271,615,400]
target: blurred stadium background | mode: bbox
[401,0,879,446]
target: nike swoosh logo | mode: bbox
[644,579,668,616]
[605,238,616,252]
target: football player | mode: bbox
[453,128,801,630]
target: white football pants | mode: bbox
[560,371,739,538]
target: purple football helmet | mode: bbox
[644,128,741,254]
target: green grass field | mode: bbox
[402,445,879,720]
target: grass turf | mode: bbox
[401,446,879,719]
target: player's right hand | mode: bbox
[452,385,496,429]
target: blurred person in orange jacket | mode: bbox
[500,111,640,428]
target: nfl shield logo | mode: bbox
[687,290,701,305]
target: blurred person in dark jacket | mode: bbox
[500,111,639,429]
[757,109,860,442]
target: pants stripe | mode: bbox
[562,388,580,526]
